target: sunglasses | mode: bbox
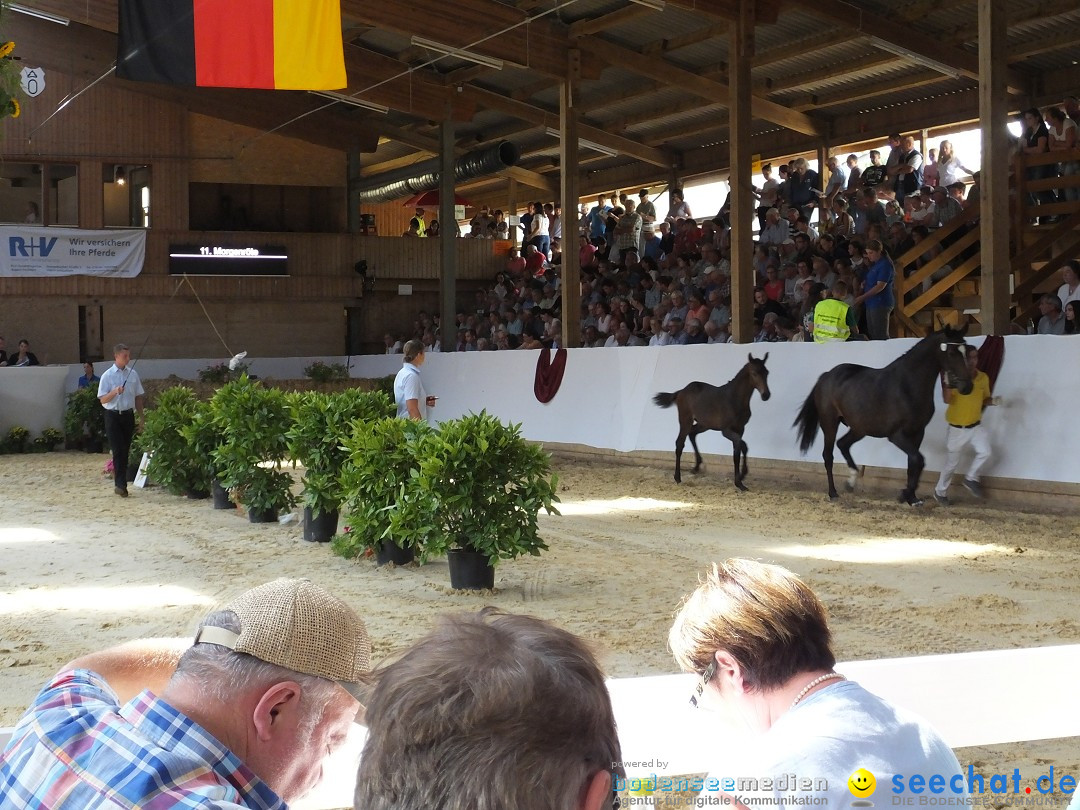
[689,659,717,708]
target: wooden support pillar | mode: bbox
[347,150,361,234]
[561,48,582,350]
[508,178,519,247]
[979,0,1010,333]
[729,0,755,343]
[439,115,457,353]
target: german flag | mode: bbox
[117,0,347,90]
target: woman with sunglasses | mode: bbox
[670,559,962,808]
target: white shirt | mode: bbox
[97,364,145,412]
[393,363,426,419]
[937,156,971,187]
[1057,281,1080,310]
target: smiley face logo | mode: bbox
[848,769,876,798]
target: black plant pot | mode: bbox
[303,507,339,542]
[186,488,210,500]
[248,507,279,523]
[375,539,415,567]
[211,480,232,510]
[447,548,495,590]
[84,438,103,453]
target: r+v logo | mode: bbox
[9,236,58,257]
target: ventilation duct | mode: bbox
[355,141,520,203]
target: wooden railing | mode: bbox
[891,146,1080,336]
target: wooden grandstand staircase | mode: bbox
[893,147,1080,336]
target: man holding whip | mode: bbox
[98,343,145,497]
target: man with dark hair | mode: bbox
[98,342,145,497]
[355,609,622,810]
[934,344,995,504]
[0,579,372,808]
[670,559,962,808]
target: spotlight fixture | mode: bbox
[411,36,505,71]
[309,91,389,114]
[114,165,126,186]
[545,127,619,158]
[9,3,69,25]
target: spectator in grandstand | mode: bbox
[1019,108,1057,221]
[670,559,963,809]
[936,140,976,188]
[891,135,924,206]
[1047,106,1079,202]
[787,157,820,219]
[1037,294,1066,335]
[923,147,939,187]
[854,239,895,340]
[1057,261,1080,310]
[1065,300,1079,334]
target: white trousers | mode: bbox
[935,424,991,495]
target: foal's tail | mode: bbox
[793,386,821,454]
[653,391,678,409]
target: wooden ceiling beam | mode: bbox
[460,85,672,167]
[360,151,435,177]
[752,32,859,68]
[568,6,654,37]
[761,53,902,94]
[343,45,470,121]
[1009,28,1080,62]
[665,0,779,24]
[641,23,728,54]
[786,0,1030,95]
[584,35,824,136]
[945,0,1080,44]
[789,70,951,112]
[341,0,605,81]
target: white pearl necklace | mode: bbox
[789,672,846,711]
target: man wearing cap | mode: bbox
[98,342,146,498]
[0,578,371,808]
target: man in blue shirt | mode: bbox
[588,193,610,245]
[97,343,145,497]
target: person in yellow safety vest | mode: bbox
[812,280,859,342]
[411,207,427,237]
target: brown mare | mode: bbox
[653,354,771,490]
[793,326,973,505]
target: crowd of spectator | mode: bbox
[384,114,1080,350]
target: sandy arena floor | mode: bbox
[1,451,1078,794]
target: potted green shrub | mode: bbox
[210,376,295,522]
[4,426,30,453]
[334,416,438,566]
[303,361,350,384]
[181,403,223,502]
[64,386,107,452]
[140,386,206,495]
[419,411,559,589]
[288,388,394,542]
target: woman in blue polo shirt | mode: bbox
[855,238,895,340]
[393,340,436,420]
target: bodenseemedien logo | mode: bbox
[849,768,877,807]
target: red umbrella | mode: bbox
[403,190,473,207]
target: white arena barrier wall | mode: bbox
[21,335,1079,486]
[348,335,1079,486]
[0,367,67,435]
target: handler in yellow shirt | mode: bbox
[934,344,994,504]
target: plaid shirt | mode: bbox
[0,669,285,809]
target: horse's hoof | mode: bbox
[909,498,924,507]
[828,493,839,502]
[735,483,748,492]
[845,481,856,493]
[673,476,682,484]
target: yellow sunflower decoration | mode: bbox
[0,31,25,124]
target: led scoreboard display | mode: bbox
[168,244,288,276]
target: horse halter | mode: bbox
[939,340,967,388]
